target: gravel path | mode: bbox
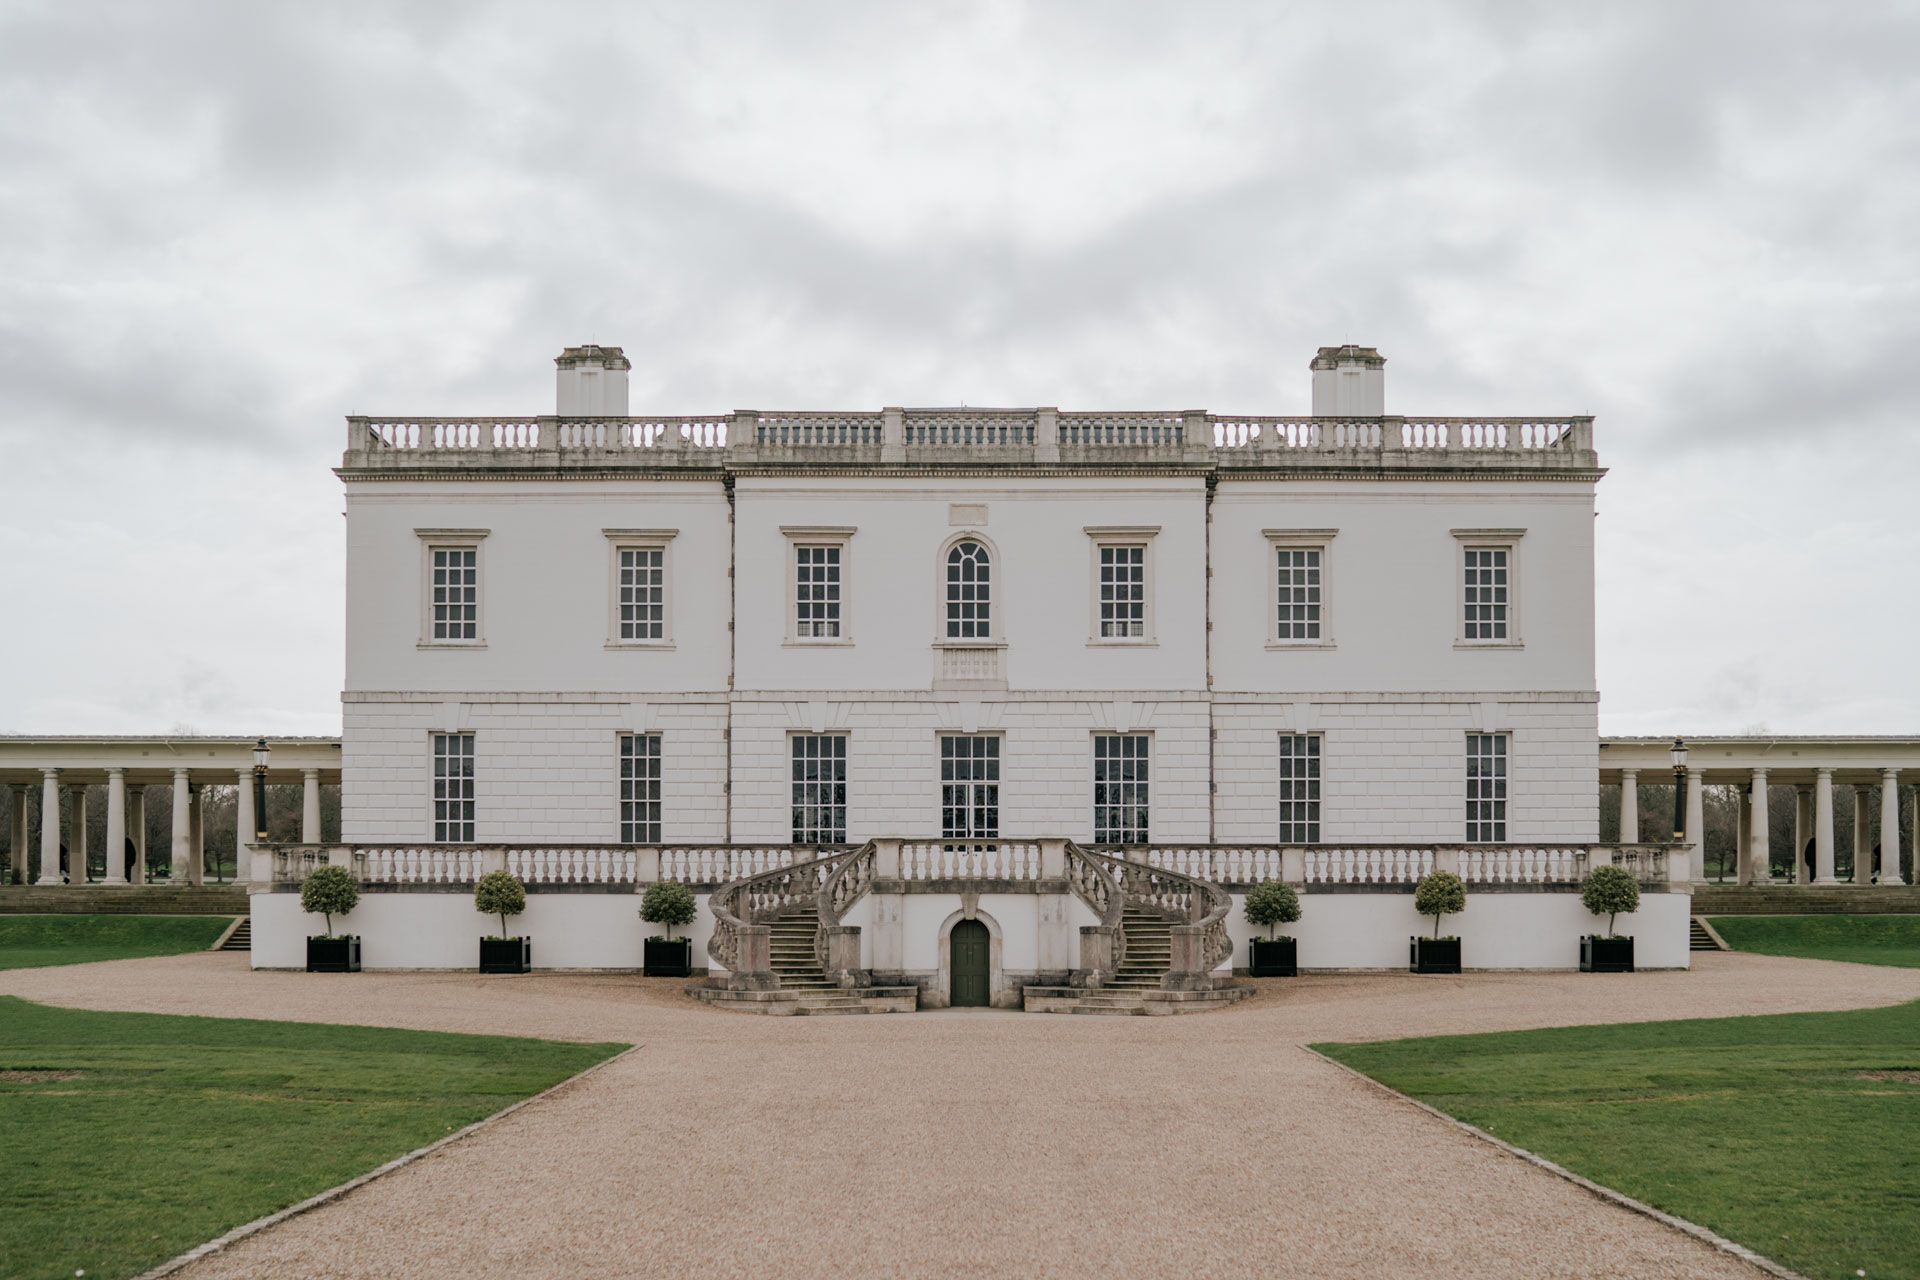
[8,951,1916,1279]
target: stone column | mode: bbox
[1882,770,1905,885]
[188,786,205,886]
[7,784,27,884]
[1853,785,1872,885]
[1748,771,1770,884]
[302,769,321,843]
[233,770,255,889]
[104,769,127,884]
[1734,785,1751,885]
[68,783,88,884]
[38,770,61,884]
[1813,770,1837,884]
[1683,769,1704,884]
[1794,787,1812,885]
[129,787,147,884]
[1618,769,1639,844]
[170,770,190,884]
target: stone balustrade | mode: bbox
[343,411,1598,472]
[253,839,1673,891]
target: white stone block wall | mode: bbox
[1213,692,1599,844]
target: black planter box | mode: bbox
[1410,937,1461,974]
[1581,935,1635,973]
[307,936,361,973]
[1248,937,1298,977]
[644,937,692,978]
[480,937,531,974]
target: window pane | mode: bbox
[1278,733,1322,842]
[1465,733,1508,842]
[945,541,992,639]
[1098,544,1147,638]
[940,735,1001,841]
[796,546,843,638]
[619,734,663,842]
[1276,548,1322,641]
[432,732,476,842]
[1092,735,1150,843]
[618,547,665,641]
[791,735,848,842]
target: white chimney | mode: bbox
[1309,344,1385,417]
[555,345,631,416]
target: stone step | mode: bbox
[218,919,252,951]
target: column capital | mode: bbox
[1815,766,1834,778]
[1750,766,1768,779]
[42,767,59,780]
[1884,767,1901,783]
[105,766,124,778]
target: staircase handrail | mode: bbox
[815,840,878,970]
[1072,843,1236,978]
[704,845,853,977]
[1063,841,1128,973]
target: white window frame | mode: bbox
[431,731,476,843]
[1278,733,1322,842]
[618,732,662,843]
[1264,528,1336,649]
[1452,528,1524,648]
[782,526,855,646]
[1466,732,1509,843]
[604,528,677,649]
[790,733,849,844]
[1092,732,1152,845]
[1084,525,1160,646]
[939,733,1002,843]
[416,529,488,648]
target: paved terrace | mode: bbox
[8,951,1918,1279]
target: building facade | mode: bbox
[244,343,1690,1004]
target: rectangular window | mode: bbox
[619,734,662,843]
[1278,734,1321,842]
[791,735,847,844]
[1098,545,1146,638]
[1093,734,1150,844]
[1466,733,1508,843]
[1463,547,1509,641]
[432,733,475,842]
[618,548,665,641]
[940,735,1000,841]
[1276,548,1323,641]
[431,548,478,641]
[795,545,842,638]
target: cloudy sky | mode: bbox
[2,1,1915,737]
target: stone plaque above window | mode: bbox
[948,503,987,526]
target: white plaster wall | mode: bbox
[732,475,1208,693]
[899,894,1042,972]
[252,890,717,969]
[1213,694,1599,844]
[1223,890,1692,970]
[1210,479,1597,694]
[344,479,731,694]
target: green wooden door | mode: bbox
[950,920,991,1007]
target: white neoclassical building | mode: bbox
[240,342,1695,1010]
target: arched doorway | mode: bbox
[950,919,991,1007]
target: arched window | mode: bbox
[946,540,991,638]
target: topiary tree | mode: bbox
[640,880,697,941]
[1412,870,1466,940]
[474,869,527,939]
[300,865,359,938]
[1243,879,1302,940]
[1581,864,1641,938]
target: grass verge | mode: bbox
[0,997,626,1280]
[0,915,235,970]
[1709,914,1920,968]
[1317,1000,1920,1280]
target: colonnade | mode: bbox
[1617,766,1907,886]
[4,766,328,886]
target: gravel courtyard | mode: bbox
[8,951,1916,1280]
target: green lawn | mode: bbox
[0,915,236,970]
[0,997,626,1280]
[1318,1001,1920,1280]
[1710,914,1920,968]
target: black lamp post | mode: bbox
[1669,738,1688,842]
[252,738,270,843]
